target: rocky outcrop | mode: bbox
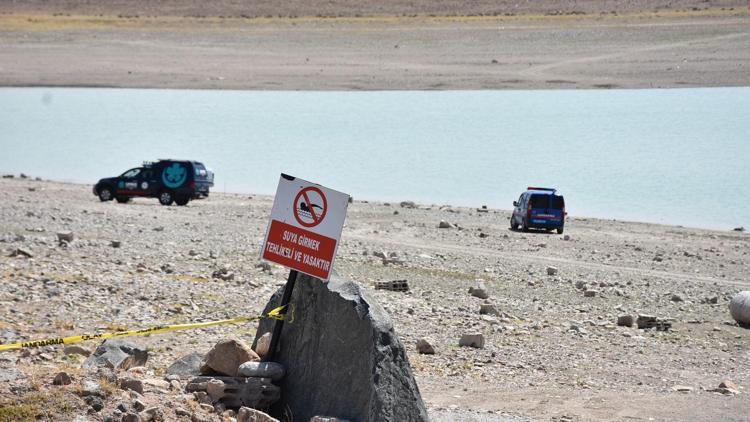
[83,340,148,371]
[254,272,429,422]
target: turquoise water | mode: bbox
[1,87,748,230]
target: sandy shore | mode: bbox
[1,8,749,90]
[0,178,748,421]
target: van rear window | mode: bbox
[530,195,565,209]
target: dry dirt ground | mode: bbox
[0,5,749,90]
[0,178,748,421]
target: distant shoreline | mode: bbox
[1,9,749,90]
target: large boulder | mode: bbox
[729,291,750,326]
[254,272,429,422]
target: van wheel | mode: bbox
[175,195,190,206]
[510,217,519,231]
[98,187,113,202]
[522,219,529,232]
[159,191,174,206]
[115,196,131,204]
[557,227,564,234]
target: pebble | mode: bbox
[546,266,558,276]
[459,333,485,348]
[416,338,436,355]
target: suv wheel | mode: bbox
[175,195,190,206]
[510,216,519,231]
[115,196,131,204]
[98,187,113,202]
[159,191,175,206]
[522,219,529,232]
[557,227,564,234]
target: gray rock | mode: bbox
[167,352,204,377]
[546,266,558,276]
[237,361,285,381]
[671,294,684,302]
[399,201,416,209]
[202,337,259,376]
[438,220,453,229]
[479,304,499,316]
[83,339,148,371]
[119,377,144,394]
[563,234,571,241]
[64,345,91,357]
[122,413,142,422]
[254,272,429,422]
[416,338,435,355]
[237,407,279,422]
[53,371,72,385]
[583,290,598,298]
[57,231,74,243]
[469,283,489,299]
[79,380,103,397]
[110,240,122,248]
[617,315,634,327]
[84,395,104,411]
[729,291,750,326]
[459,333,485,348]
[254,332,271,358]
[9,247,33,258]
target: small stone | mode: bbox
[170,379,182,391]
[546,266,558,276]
[584,290,598,298]
[459,333,485,348]
[84,395,104,411]
[236,406,278,422]
[133,399,146,412]
[617,315,634,327]
[469,283,489,299]
[139,407,162,422]
[57,231,74,243]
[64,345,91,357]
[563,234,571,241]
[254,332,272,358]
[719,379,738,390]
[479,304,499,316]
[175,408,191,417]
[166,352,204,377]
[672,385,693,392]
[202,337,260,376]
[438,220,453,229]
[9,247,33,258]
[53,372,72,385]
[237,361,286,381]
[415,338,435,355]
[206,378,225,402]
[110,240,122,248]
[399,201,416,209]
[671,294,684,302]
[119,377,144,394]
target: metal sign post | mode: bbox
[260,174,349,362]
[263,269,298,362]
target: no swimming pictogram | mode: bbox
[294,186,328,228]
[262,175,349,281]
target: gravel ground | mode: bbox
[0,177,748,421]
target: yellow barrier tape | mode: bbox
[0,305,287,352]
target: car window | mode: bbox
[550,196,565,210]
[121,168,141,178]
[141,170,153,179]
[530,195,550,208]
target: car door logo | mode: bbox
[162,163,187,188]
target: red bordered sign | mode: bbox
[261,174,349,281]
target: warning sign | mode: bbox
[261,174,349,280]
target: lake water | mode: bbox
[1,87,748,230]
